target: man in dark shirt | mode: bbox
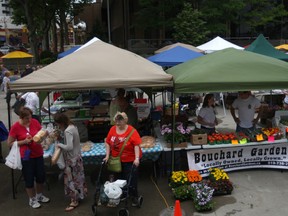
[21,64,34,77]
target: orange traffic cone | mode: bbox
[174,200,182,216]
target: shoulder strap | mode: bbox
[118,128,135,156]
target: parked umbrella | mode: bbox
[1,51,33,71]
[275,44,288,51]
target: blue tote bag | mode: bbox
[0,121,8,141]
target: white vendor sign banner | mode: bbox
[187,142,288,177]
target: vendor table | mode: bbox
[44,142,163,179]
[187,139,288,177]
[44,142,163,165]
[42,116,92,124]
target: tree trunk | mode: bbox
[22,1,39,64]
[52,18,58,54]
[42,31,49,52]
[59,10,66,52]
[29,33,39,64]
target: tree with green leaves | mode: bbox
[136,0,186,40]
[241,0,288,36]
[9,0,57,63]
[198,0,246,37]
[9,0,91,64]
[172,2,209,46]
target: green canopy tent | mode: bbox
[166,47,288,171]
[245,34,288,61]
[167,48,288,93]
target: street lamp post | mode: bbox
[107,0,112,44]
[0,17,9,45]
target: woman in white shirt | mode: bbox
[197,94,218,134]
[2,71,10,94]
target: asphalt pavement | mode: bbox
[1,92,288,216]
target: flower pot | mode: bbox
[195,206,213,212]
[213,190,232,196]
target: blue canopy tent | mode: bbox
[147,46,204,67]
[57,45,81,59]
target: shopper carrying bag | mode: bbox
[104,112,143,208]
[107,128,135,173]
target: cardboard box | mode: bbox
[63,110,79,118]
[90,105,109,116]
[191,134,207,145]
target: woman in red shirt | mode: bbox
[104,112,143,207]
[8,107,50,209]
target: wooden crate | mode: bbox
[191,134,207,145]
[166,142,188,148]
[90,105,109,116]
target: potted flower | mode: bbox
[186,170,203,183]
[172,184,194,201]
[191,182,214,212]
[207,168,233,196]
[170,170,202,201]
[161,123,191,147]
[169,171,189,188]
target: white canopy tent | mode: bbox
[197,36,244,53]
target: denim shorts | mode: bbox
[21,156,46,188]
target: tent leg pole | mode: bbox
[7,99,15,199]
[48,93,51,122]
[220,92,226,116]
[171,90,175,172]
[11,169,16,199]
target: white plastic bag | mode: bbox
[57,151,65,169]
[5,141,22,170]
[104,182,122,199]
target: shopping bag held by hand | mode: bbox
[5,141,22,170]
[56,151,65,169]
[51,145,62,165]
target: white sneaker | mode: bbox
[29,197,41,209]
[37,194,50,203]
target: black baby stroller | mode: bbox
[92,162,143,216]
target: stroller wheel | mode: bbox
[118,208,129,216]
[91,204,98,216]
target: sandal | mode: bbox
[65,202,79,212]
